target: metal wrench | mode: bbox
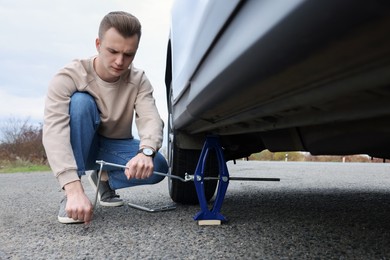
[95,160,193,182]
[92,162,103,210]
[92,160,193,210]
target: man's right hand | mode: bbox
[64,180,93,224]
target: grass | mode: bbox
[0,160,51,173]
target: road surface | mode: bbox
[1,161,390,259]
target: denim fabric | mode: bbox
[69,92,167,190]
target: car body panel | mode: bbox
[170,0,241,101]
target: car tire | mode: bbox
[167,116,218,204]
[169,144,218,204]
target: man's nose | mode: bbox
[115,55,124,66]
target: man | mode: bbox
[43,11,168,224]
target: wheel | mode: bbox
[167,115,218,204]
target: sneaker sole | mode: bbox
[58,216,84,224]
[88,173,124,207]
[99,200,124,207]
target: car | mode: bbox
[165,0,390,204]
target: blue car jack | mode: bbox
[193,136,280,225]
[193,136,230,225]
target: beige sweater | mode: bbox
[43,57,164,188]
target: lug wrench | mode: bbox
[95,160,193,182]
[92,160,280,216]
[92,161,104,210]
[93,160,191,213]
[93,160,279,209]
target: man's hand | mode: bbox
[64,180,93,224]
[125,153,154,179]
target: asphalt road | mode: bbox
[1,161,390,259]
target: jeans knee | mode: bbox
[154,152,168,173]
[70,92,99,120]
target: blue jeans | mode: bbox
[69,92,167,190]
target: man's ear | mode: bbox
[95,38,101,53]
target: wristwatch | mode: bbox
[137,148,155,158]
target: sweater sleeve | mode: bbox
[42,71,80,188]
[134,72,164,151]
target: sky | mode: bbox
[0,0,174,140]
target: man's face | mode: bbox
[95,27,139,82]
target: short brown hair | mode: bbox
[99,11,142,40]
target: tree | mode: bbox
[0,117,46,163]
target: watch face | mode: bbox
[143,148,154,156]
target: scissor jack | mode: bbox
[192,136,280,225]
[95,136,280,225]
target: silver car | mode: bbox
[165,0,390,204]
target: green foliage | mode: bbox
[0,159,50,173]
